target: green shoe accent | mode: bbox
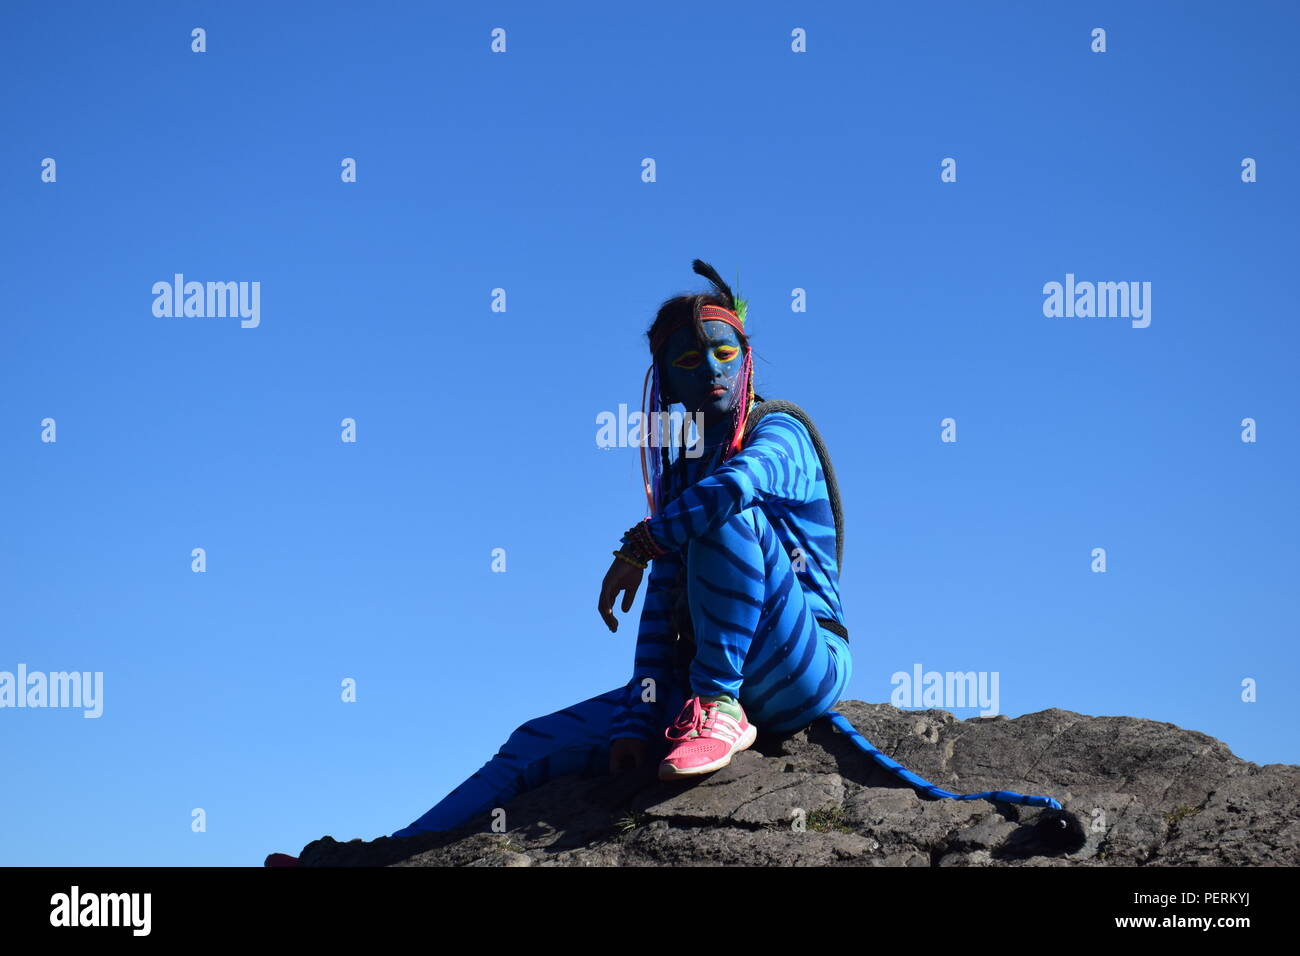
[700,693,744,722]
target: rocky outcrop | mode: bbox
[291,701,1300,866]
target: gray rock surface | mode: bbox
[292,701,1299,867]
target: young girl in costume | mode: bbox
[386,259,854,836]
[265,260,1062,863]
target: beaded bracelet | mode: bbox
[637,518,667,555]
[612,549,647,570]
[621,517,667,565]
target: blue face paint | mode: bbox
[660,320,745,434]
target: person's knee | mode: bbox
[690,513,767,585]
[500,710,562,754]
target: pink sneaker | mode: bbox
[659,693,757,780]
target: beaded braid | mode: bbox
[723,346,756,462]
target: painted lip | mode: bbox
[708,385,727,397]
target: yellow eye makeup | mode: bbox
[671,344,740,369]
[672,350,703,369]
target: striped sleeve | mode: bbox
[608,548,683,742]
[641,412,819,552]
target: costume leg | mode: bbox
[391,678,675,838]
[685,507,852,735]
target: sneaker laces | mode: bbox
[665,696,721,742]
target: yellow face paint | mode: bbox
[672,350,703,370]
[674,345,738,369]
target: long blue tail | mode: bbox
[824,710,1062,810]
[751,406,1062,811]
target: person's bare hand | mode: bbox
[609,738,646,774]
[599,556,643,632]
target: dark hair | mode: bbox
[642,259,764,507]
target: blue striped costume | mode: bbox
[390,408,1059,838]
[608,410,851,740]
[392,411,851,837]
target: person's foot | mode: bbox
[659,693,756,780]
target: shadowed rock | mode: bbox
[290,701,1299,867]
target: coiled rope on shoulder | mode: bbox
[744,399,1062,811]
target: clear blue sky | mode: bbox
[2,1,1296,866]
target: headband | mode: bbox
[649,303,747,356]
